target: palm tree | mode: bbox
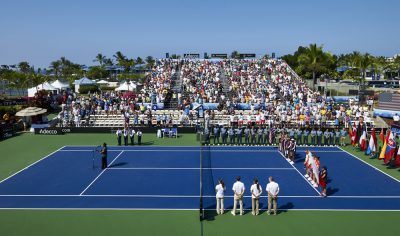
[18,61,31,74]
[113,51,127,66]
[50,61,61,78]
[136,57,144,65]
[230,51,240,59]
[297,44,327,89]
[93,53,107,67]
[145,56,155,68]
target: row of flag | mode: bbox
[349,125,400,166]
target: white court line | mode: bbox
[79,151,124,195]
[337,146,400,183]
[1,194,399,198]
[277,151,321,196]
[107,167,295,170]
[0,146,66,184]
[59,149,281,153]
[0,208,398,211]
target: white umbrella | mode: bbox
[16,107,47,117]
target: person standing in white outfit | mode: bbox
[266,176,280,215]
[231,176,245,216]
[250,178,262,215]
[215,179,226,215]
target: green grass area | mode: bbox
[0,133,399,236]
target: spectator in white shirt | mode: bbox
[231,176,245,216]
[393,113,400,123]
[266,176,280,215]
[250,178,262,216]
[215,179,226,215]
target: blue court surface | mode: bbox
[0,145,399,211]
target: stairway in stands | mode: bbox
[219,68,233,101]
[163,71,181,109]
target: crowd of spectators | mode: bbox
[54,58,373,128]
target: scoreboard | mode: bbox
[183,54,200,59]
[211,54,228,59]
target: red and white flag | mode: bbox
[359,130,367,151]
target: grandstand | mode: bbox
[52,58,375,129]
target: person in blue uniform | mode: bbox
[221,126,227,145]
[257,126,264,145]
[130,128,135,145]
[296,128,303,145]
[335,129,341,146]
[303,128,310,146]
[204,128,210,145]
[123,128,128,146]
[244,126,250,145]
[100,143,108,169]
[317,128,323,146]
[340,128,347,146]
[137,129,143,145]
[310,128,316,146]
[263,126,269,145]
[323,129,330,146]
[329,129,335,146]
[250,127,256,145]
[228,126,235,145]
[116,128,122,146]
[213,125,220,144]
[236,126,243,145]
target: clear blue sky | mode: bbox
[0,0,399,68]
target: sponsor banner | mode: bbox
[34,128,64,135]
[211,54,228,59]
[0,98,28,106]
[0,123,16,139]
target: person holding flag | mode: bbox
[395,144,400,167]
[366,127,377,158]
[350,123,357,146]
[383,131,397,165]
[379,130,390,160]
[359,128,367,151]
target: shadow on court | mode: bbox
[108,162,128,168]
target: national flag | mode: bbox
[379,130,389,160]
[359,130,367,151]
[395,147,400,167]
[309,153,319,184]
[366,128,377,155]
[348,125,353,143]
[351,124,357,145]
[384,132,396,165]
[379,128,385,143]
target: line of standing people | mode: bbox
[215,176,280,216]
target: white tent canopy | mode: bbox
[74,77,95,85]
[74,77,96,93]
[96,79,109,85]
[115,82,137,91]
[27,82,58,97]
[51,79,70,90]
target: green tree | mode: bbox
[18,61,31,74]
[86,66,109,80]
[230,51,240,59]
[93,53,107,67]
[170,54,181,59]
[50,60,61,78]
[136,57,144,65]
[145,56,155,68]
[297,44,332,89]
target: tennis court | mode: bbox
[0,146,399,211]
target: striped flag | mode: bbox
[384,132,396,165]
[366,128,377,155]
[379,130,389,160]
[395,147,400,167]
[359,130,367,151]
[379,128,385,143]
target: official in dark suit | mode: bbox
[101,143,108,169]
